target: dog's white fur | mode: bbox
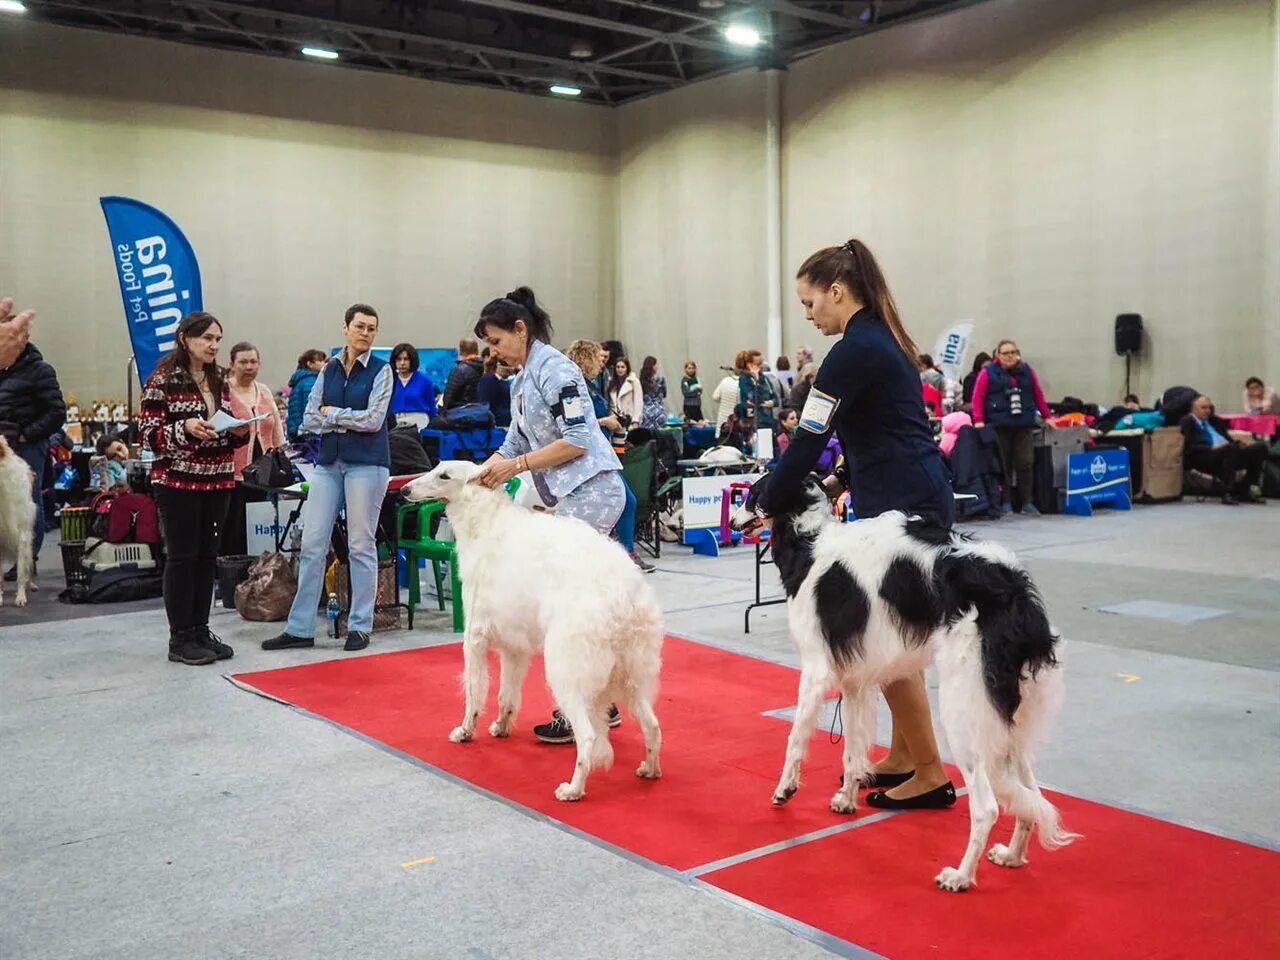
[0,436,36,608]
[403,461,664,801]
[733,492,1078,892]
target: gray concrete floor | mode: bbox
[2,501,1277,959]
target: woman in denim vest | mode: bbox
[264,304,392,654]
[474,287,627,743]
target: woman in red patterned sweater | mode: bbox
[140,312,248,666]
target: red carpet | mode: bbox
[703,791,1280,960]
[233,637,857,871]
[233,638,1280,959]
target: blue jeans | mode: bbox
[616,481,637,553]
[16,441,47,560]
[286,461,389,637]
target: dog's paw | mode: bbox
[934,867,972,893]
[488,719,511,738]
[635,760,661,780]
[771,784,797,806]
[830,791,858,815]
[987,844,1026,868]
[14,592,27,608]
[554,782,584,802]
[448,726,474,743]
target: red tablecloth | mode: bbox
[1223,413,1279,436]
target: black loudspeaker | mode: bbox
[1115,314,1143,355]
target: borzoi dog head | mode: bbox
[729,472,829,538]
[401,460,485,504]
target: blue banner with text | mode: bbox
[100,196,203,383]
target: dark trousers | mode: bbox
[994,426,1035,506]
[154,485,231,635]
[1188,442,1268,494]
[218,482,267,557]
[16,441,48,560]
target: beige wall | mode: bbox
[615,69,768,414]
[5,0,1276,412]
[618,0,1278,411]
[0,20,616,400]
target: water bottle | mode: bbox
[326,593,340,638]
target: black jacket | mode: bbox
[1179,413,1234,455]
[443,357,484,409]
[767,307,954,526]
[0,344,66,443]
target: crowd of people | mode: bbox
[1,256,1276,677]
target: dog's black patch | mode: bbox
[938,553,1058,723]
[815,563,870,666]
[771,523,816,598]
[878,556,944,646]
[903,516,955,548]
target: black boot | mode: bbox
[191,625,234,660]
[169,628,217,666]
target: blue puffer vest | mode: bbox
[983,361,1037,428]
[318,355,391,467]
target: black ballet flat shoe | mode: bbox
[865,781,957,810]
[839,770,914,789]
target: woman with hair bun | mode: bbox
[472,286,629,744]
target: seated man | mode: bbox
[1179,395,1268,505]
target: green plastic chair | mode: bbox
[396,477,520,633]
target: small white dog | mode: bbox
[0,435,36,608]
[402,461,664,802]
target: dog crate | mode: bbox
[82,539,157,572]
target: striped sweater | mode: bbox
[140,365,246,491]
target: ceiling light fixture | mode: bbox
[300,46,340,60]
[549,84,582,97]
[569,40,593,59]
[724,24,762,48]
[0,1,29,14]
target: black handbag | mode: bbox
[242,447,295,488]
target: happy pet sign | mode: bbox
[100,196,204,383]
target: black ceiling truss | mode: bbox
[20,1,992,105]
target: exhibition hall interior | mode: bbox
[1,1,1277,958]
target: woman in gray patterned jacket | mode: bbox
[473,286,629,744]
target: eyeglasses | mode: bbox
[998,349,1020,357]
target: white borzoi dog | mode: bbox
[732,474,1077,892]
[0,435,36,608]
[402,461,664,802]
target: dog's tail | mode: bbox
[1008,776,1080,851]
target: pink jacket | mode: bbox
[228,380,285,480]
[939,411,972,457]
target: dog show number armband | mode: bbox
[799,387,840,434]
[553,384,587,428]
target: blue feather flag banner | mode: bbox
[99,196,203,383]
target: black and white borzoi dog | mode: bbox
[402,461,664,803]
[732,474,1077,892]
[0,436,36,608]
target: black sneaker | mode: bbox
[534,711,575,744]
[344,630,370,652]
[192,625,234,661]
[169,630,217,666]
[629,552,656,574]
[534,706,622,743]
[262,632,315,650]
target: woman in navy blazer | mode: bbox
[764,237,955,812]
